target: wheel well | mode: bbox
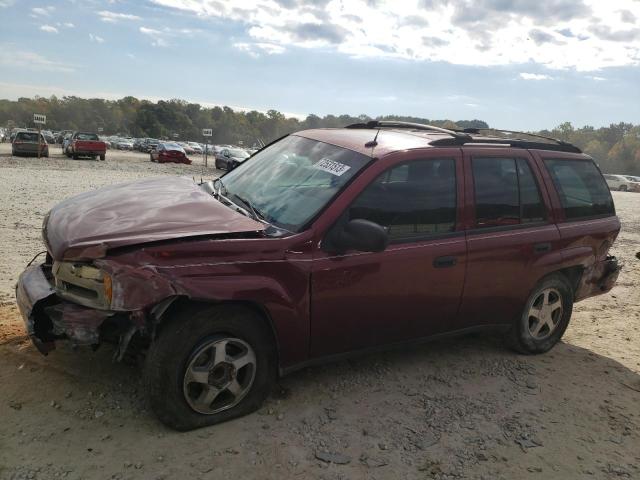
[152,297,281,368]
[555,266,584,298]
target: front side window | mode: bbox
[346,158,457,241]
[221,135,370,232]
[472,157,546,228]
[543,159,614,219]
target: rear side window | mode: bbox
[543,159,614,219]
[348,158,457,241]
[472,157,546,228]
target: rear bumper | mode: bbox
[575,255,620,301]
[13,145,48,154]
[74,150,105,156]
[15,263,115,355]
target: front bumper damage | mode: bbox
[15,262,140,358]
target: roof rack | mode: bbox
[429,137,582,153]
[345,120,582,153]
[345,120,472,139]
[460,128,577,148]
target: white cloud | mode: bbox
[0,47,74,72]
[40,25,58,34]
[98,10,141,22]
[589,75,607,81]
[31,6,54,16]
[0,0,15,8]
[234,42,285,57]
[140,26,169,47]
[89,34,105,43]
[149,0,640,71]
[519,73,554,80]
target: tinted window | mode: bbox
[15,132,42,142]
[473,157,545,228]
[517,158,546,223]
[544,159,614,219]
[347,158,457,241]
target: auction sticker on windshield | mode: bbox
[313,158,352,176]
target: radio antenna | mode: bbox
[364,128,380,150]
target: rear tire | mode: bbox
[505,274,573,354]
[619,185,628,192]
[100,154,105,161]
[143,304,276,431]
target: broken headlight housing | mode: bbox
[52,261,112,310]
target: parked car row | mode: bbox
[603,174,640,192]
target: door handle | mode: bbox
[433,256,457,268]
[534,242,551,253]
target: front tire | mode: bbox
[506,274,573,354]
[619,185,628,192]
[143,304,276,431]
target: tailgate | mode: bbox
[76,141,105,151]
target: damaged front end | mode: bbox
[15,259,152,361]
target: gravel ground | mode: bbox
[0,143,639,480]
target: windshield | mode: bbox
[220,135,370,232]
[163,143,183,151]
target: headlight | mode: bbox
[52,261,112,309]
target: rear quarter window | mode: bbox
[543,159,615,220]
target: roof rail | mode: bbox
[345,120,472,139]
[429,137,582,153]
[344,120,582,153]
[460,128,578,149]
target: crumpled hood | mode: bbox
[44,176,264,261]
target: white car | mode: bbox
[187,142,203,154]
[603,174,634,192]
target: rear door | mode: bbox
[310,150,467,357]
[457,148,562,328]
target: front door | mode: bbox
[309,154,467,358]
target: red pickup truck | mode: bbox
[66,132,106,160]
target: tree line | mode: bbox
[0,95,638,174]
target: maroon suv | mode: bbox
[16,121,620,430]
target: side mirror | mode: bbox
[223,152,230,157]
[325,219,389,254]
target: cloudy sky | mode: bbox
[0,0,639,129]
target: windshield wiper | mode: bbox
[233,194,267,222]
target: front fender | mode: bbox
[96,257,311,370]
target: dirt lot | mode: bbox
[0,143,639,480]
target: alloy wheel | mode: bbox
[527,288,563,340]
[182,337,256,414]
